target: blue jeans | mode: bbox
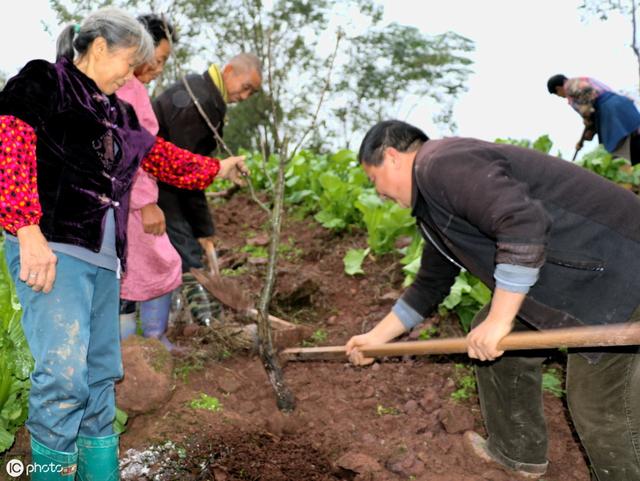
[4,242,123,453]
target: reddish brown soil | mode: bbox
[118,193,590,481]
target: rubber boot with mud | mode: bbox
[119,299,137,340]
[463,431,547,479]
[182,272,215,327]
[76,434,119,481]
[30,437,78,480]
[140,292,187,355]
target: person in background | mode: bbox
[547,74,640,163]
[116,14,184,353]
[347,120,640,481]
[0,8,246,480]
[153,53,262,326]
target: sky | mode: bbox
[0,0,637,158]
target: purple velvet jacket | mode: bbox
[0,58,156,266]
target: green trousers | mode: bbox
[473,306,640,480]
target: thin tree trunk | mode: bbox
[631,1,640,94]
[255,150,295,412]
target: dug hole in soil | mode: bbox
[91,193,593,480]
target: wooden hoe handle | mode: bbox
[281,322,640,362]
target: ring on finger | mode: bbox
[29,272,38,278]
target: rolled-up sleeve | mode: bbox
[392,298,425,330]
[494,263,539,293]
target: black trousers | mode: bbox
[629,131,640,165]
[472,305,640,480]
[157,185,207,273]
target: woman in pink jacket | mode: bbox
[116,15,221,352]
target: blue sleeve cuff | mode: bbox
[392,298,424,331]
[494,263,540,294]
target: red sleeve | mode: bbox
[0,115,42,235]
[141,136,221,190]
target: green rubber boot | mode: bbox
[30,437,78,480]
[76,434,119,481]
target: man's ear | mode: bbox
[222,64,234,77]
[386,147,401,167]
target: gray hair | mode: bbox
[56,7,154,66]
[227,53,263,79]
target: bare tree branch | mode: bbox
[178,76,271,214]
[632,1,640,93]
[260,135,275,190]
[290,30,344,158]
[266,29,283,153]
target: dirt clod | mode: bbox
[336,452,384,478]
[116,337,173,415]
[439,402,476,434]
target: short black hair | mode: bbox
[547,74,567,94]
[137,14,178,46]
[358,120,429,166]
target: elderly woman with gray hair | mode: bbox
[0,7,246,480]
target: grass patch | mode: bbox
[542,367,565,398]
[173,358,205,383]
[302,328,328,347]
[376,404,400,416]
[451,363,476,402]
[418,326,438,340]
[189,393,223,412]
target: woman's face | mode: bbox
[88,38,139,94]
[135,39,172,84]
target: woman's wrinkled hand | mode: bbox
[218,155,249,186]
[16,225,57,293]
[141,203,166,236]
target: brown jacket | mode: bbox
[402,137,640,331]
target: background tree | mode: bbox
[580,0,640,93]
[334,23,474,147]
[49,0,474,152]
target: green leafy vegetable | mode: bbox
[113,407,128,435]
[439,271,491,332]
[0,240,33,453]
[189,393,223,412]
[343,248,370,276]
[355,192,415,254]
